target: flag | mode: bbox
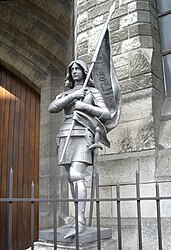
[92,28,121,132]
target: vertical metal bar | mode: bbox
[95,173,101,250]
[136,170,142,250]
[75,182,79,249]
[31,181,35,250]
[116,183,122,250]
[156,182,162,250]
[8,167,13,250]
[53,175,57,250]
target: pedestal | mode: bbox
[37,225,116,249]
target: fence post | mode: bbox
[95,173,101,250]
[75,182,79,249]
[31,181,35,250]
[8,167,13,250]
[53,175,57,250]
[156,182,162,250]
[116,183,122,250]
[136,169,142,250]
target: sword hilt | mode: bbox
[89,127,103,151]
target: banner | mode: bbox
[92,28,121,132]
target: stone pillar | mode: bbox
[39,67,68,229]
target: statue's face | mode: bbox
[71,63,84,83]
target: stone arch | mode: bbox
[0,0,72,89]
[0,0,73,231]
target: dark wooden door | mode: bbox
[0,66,40,250]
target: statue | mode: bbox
[48,60,111,239]
[48,0,121,240]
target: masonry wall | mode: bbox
[71,0,171,248]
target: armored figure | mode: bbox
[48,60,111,239]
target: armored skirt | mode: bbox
[57,117,94,166]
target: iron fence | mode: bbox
[0,168,171,250]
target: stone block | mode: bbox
[150,13,158,30]
[40,106,51,125]
[77,31,89,44]
[129,48,152,77]
[11,13,23,30]
[98,151,156,186]
[120,88,152,123]
[137,10,151,23]
[77,41,88,57]
[29,69,43,84]
[119,0,133,6]
[77,11,88,25]
[97,156,139,186]
[40,122,50,142]
[129,23,152,38]
[136,1,150,11]
[88,0,113,19]
[158,182,171,217]
[140,36,153,48]
[105,115,155,154]
[120,12,138,29]
[50,139,57,158]
[152,74,164,94]
[151,51,163,81]
[17,60,35,80]
[121,36,141,53]
[116,65,129,80]
[140,183,157,218]
[158,120,171,149]
[19,18,33,34]
[39,175,51,198]
[156,149,171,181]
[113,52,129,67]
[92,15,104,26]
[111,27,128,43]
[112,41,122,56]
[161,96,171,116]
[77,0,96,14]
[113,5,128,20]
[110,17,119,32]
[40,141,51,158]
[128,1,137,13]
[77,20,92,34]
[116,184,137,217]
[39,157,51,176]
[120,73,153,93]
[86,185,113,218]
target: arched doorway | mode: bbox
[0,65,40,250]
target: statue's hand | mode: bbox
[71,88,87,100]
[74,100,85,111]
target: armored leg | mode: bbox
[64,161,87,239]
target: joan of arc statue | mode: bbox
[48,59,112,239]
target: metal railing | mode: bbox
[0,168,171,250]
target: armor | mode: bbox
[48,60,111,239]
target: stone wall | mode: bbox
[71,0,171,248]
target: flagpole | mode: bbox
[59,1,116,164]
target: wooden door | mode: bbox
[0,66,40,250]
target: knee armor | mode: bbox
[69,166,83,183]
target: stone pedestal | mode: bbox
[36,225,116,249]
[26,238,116,250]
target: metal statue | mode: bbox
[48,60,111,239]
[48,0,121,240]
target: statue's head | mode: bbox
[65,60,94,88]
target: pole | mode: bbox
[88,127,103,227]
[59,1,116,164]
